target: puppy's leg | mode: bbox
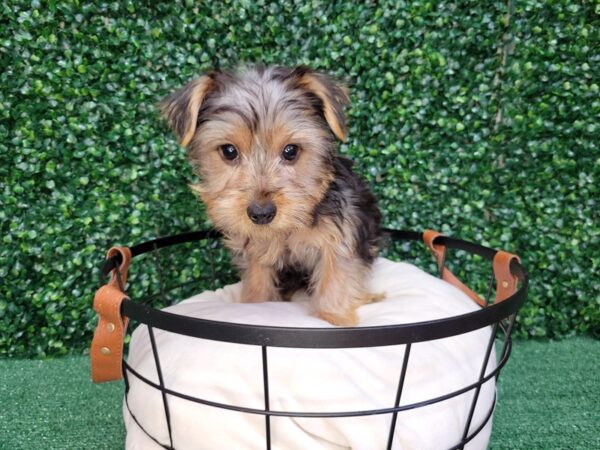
[361,292,385,303]
[240,263,280,303]
[311,246,372,327]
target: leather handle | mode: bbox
[106,246,132,290]
[90,246,132,383]
[424,230,486,306]
[423,230,521,307]
[90,285,129,382]
[492,250,521,303]
[423,229,446,273]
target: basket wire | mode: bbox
[101,230,526,450]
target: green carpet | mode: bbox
[489,337,599,450]
[1,337,597,449]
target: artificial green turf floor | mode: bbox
[1,337,598,450]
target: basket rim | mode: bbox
[107,228,527,348]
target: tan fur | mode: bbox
[240,263,279,303]
[306,218,373,326]
[297,73,350,142]
[161,76,215,148]
[162,66,381,326]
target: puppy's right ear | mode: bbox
[160,75,215,147]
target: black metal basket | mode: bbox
[92,229,527,450]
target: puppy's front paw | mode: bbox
[361,292,385,304]
[240,287,281,303]
[316,309,358,327]
[240,282,281,303]
[240,265,280,303]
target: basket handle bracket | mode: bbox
[90,246,132,383]
[492,250,521,303]
[424,230,521,306]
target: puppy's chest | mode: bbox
[243,233,322,273]
[275,236,321,296]
[281,234,321,270]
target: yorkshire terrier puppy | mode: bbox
[161,65,382,326]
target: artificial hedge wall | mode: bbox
[1,0,598,357]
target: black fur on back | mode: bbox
[313,156,382,263]
[276,155,382,298]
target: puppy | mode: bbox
[161,65,382,326]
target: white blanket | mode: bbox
[124,258,496,450]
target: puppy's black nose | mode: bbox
[247,201,277,225]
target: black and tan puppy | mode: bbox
[161,65,382,326]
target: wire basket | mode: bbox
[91,229,527,450]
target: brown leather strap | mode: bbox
[90,246,132,383]
[106,246,132,290]
[423,229,445,272]
[90,285,129,382]
[441,267,486,306]
[424,230,521,307]
[424,230,487,307]
[493,250,521,303]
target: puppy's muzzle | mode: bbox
[247,201,277,225]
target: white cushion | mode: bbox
[124,258,496,450]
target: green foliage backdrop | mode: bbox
[1,1,598,357]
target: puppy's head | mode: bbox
[161,65,349,238]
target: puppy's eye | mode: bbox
[282,144,299,161]
[220,144,239,161]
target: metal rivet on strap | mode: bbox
[106,322,115,333]
[100,347,111,355]
[502,281,509,288]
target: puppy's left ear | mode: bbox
[160,74,216,147]
[293,67,350,142]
